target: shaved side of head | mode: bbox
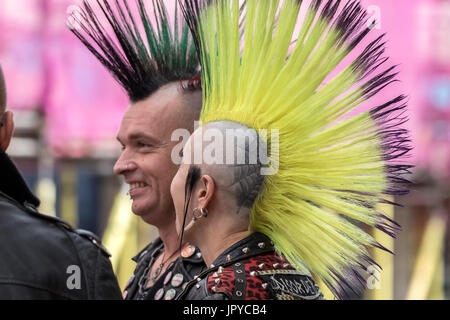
[192,121,268,216]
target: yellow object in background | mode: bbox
[102,184,140,290]
[36,177,57,217]
[365,198,395,300]
[406,211,447,300]
[60,164,78,227]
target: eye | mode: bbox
[137,141,154,150]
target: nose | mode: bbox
[113,153,137,176]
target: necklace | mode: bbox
[151,250,166,281]
[150,248,179,281]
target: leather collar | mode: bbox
[0,150,39,207]
[210,232,274,267]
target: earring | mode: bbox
[192,207,208,221]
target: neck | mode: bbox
[194,226,250,267]
[157,217,185,256]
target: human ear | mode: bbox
[197,175,215,210]
[0,111,14,152]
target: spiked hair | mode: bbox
[181,0,412,299]
[70,0,200,102]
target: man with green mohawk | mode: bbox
[71,0,206,300]
[172,0,411,300]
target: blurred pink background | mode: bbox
[1,0,449,177]
[0,0,449,300]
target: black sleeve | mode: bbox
[69,232,122,300]
[92,249,123,300]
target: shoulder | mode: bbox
[0,195,120,299]
[0,194,110,257]
[205,252,323,300]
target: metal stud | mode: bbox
[196,284,201,289]
[226,254,232,261]
[212,272,220,278]
[258,242,265,249]
[283,263,290,268]
[242,247,250,254]
[273,263,280,269]
[262,283,269,289]
[197,277,202,282]
[258,263,265,270]
[250,271,257,277]
[215,278,221,285]
[236,291,243,297]
[212,286,218,292]
[218,266,224,273]
[210,264,215,268]
[196,252,202,258]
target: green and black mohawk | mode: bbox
[70,0,200,102]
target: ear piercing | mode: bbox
[192,207,208,221]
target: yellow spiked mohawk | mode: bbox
[180,0,412,299]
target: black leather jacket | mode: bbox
[123,238,206,300]
[178,233,324,300]
[0,150,122,299]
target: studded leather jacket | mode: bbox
[0,150,122,299]
[123,238,207,300]
[177,233,324,300]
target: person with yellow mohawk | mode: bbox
[170,0,412,300]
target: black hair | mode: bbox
[70,0,201,103]
[178,164,202,249]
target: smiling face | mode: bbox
[114,82,201,227]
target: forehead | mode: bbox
[119,84,186,141]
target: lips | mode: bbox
[128,182,149,197]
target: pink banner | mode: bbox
[0,0,449,174]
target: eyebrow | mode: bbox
[117,132,164,147]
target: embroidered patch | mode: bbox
[257,270,321,300]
